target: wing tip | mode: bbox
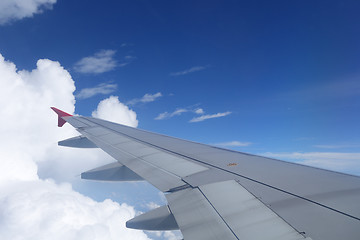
[51,107,73,127]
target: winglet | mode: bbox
[51,107,73,127]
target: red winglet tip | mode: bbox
[51,107,73,127]
[51,107,73,117]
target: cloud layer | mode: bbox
[0,53,148,240]
[0,0,57,25]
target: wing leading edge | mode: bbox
[52,107,360,240]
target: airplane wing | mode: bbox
[51,107,360,240]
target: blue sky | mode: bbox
[0,1,359,239]
[2,1,359,152]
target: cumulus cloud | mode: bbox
[0,0,57,25]
[189,111,232,123]
[127,92,162,105]
[0,180,150,240]
[74,50,118,74]
[92,96,138,127]
[0,53,149,240]
[0,54,75,182]
[262,152,360,174]
[213,141,252,147]
[170,66,207,76]
[76,83,117,99]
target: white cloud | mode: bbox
[155,106,205,120]
[213,141,252,147]
[141,92,162,102]
[147,230,182,240]
[0,0,56,25]
[170,66,207,76]
[76,83,117,99]
[127,92,162,105]
[0,53,149,240]
[74,50,118,74]
[262,152,360,174]
[92,96,138,128]
[0,180,151,240]
[155,108,188,120]
[146,202,160,210]
[194,108,204,114]
[154,112,169,120]
[163,231,182,240]
[189,111,232,123]
[0,54,75,182]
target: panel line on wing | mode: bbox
[83,131,182,179]
[198,180,308,240]
[197,187,240,240]
[166,187,239,240]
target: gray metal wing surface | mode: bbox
[52,108,360,240]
